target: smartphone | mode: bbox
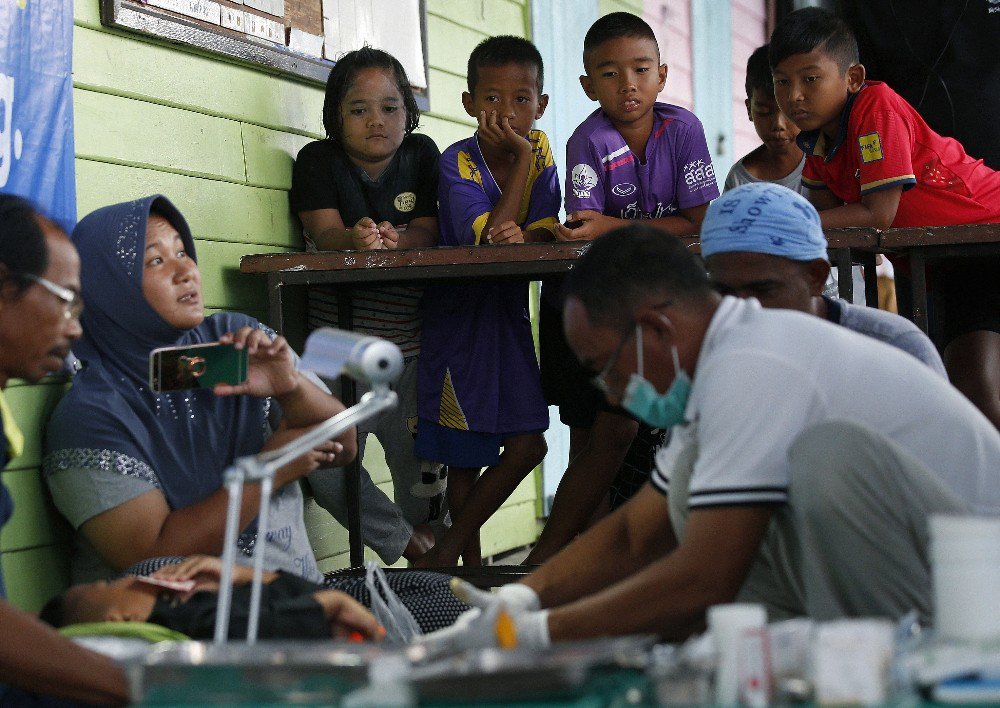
[563,219,584,229]
[149,342,249,393]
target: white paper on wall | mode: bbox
[220,6,245,31]
[245,11,284,44]
[147,0,222,25]
[289,28,326,58]
[321,0,426,88]
[322,13,339,60]
[375,0,425,88]
[244,0,285,18]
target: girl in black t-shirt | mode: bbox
[290,49,445,565]
[291,47,439,252]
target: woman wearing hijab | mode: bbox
[0,194,128,704]
[43,195,355,583]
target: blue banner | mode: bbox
[0,0,76,232]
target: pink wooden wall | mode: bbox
[729,0,769,161]
[642,0,767,167]
[642,1,694,110]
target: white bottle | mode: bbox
[342,654,415,708]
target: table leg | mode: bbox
[910,250,929,333]
[266,273,284,336]
[335,287,364,567]
[859,251,879,308]
[834,249,854,302]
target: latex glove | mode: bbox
[449,578,541,614]
[413,603,551,655]
[411,579,549,656]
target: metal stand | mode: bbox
[212,328,403,645]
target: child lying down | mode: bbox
[39,555,384,641]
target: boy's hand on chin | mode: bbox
[478,111,531,157]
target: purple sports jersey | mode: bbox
[417,131,559,435]
[565,103,719,218]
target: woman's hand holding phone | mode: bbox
[149,342,249,393]
[215,327,298,399]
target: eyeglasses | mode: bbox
[23,274,84,320]
[592,325,636,396]
[590,301,674,396]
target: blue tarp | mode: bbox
[0,0,76,231]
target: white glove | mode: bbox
[412,579,549,656]
[450,578,541,613]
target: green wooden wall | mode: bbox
[0,0,540,610]
[0,381,75,610]
[601,0,641,14]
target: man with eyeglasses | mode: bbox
[421,214,1000,650]
[23,273,84,320]
[0,194,127,704]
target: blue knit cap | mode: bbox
[700,183,828,262]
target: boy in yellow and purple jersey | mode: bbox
[415,35,558,567]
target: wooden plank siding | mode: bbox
[642,0,768,174]
[0,0,537,611]
[0,381,74,611]
[642,0,695,111]
[730,0,769,167]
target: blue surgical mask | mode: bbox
[620,324,692,429]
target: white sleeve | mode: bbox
[688,349,826,508]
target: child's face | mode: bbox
[746,89,800,152]
[62,577,142,624]
[771,49,864,139]
[339,67,407,170]
[462,63,547,139]
[580,37,666,130]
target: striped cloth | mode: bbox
[308,284,422,359]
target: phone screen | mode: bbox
[149,342,249,393]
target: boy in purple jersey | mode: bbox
[414,36,557,567]
[555,13,719,240]
[528,13,719,564]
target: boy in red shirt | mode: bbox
[769,6,1000,430]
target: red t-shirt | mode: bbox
[800,81,1000,227]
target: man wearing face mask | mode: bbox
[418,221,1000,650]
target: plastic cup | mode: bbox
[930,514,1000,640]
[708,603,768,705]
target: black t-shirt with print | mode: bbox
[290,133,440,230]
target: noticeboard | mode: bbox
[99,0,429,108]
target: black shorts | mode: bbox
[538,295,612,428]
[936,257,1000,345]
[899,256,1000,346]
